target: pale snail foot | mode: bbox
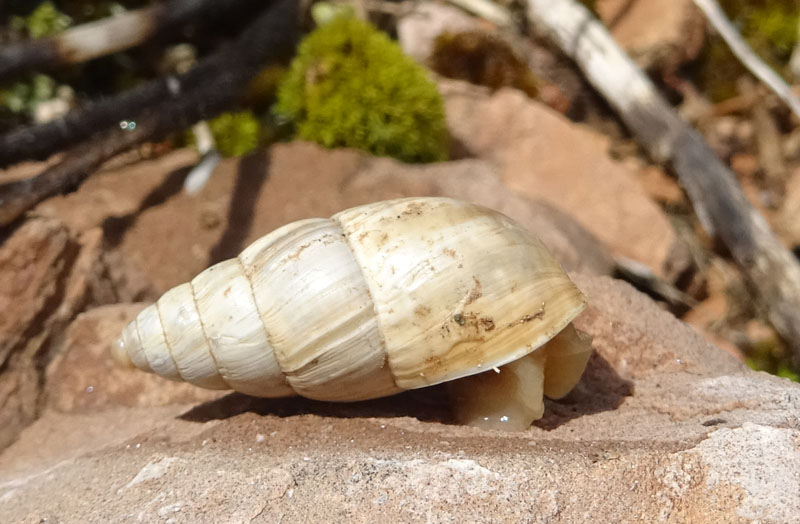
[449,324,593,430]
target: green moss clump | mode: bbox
[207,111,261,158]
[776,364,800,382]
[745,335,799,382]
[274,16,448,163]
[16,1,73,38]
[747,3,799,58]
[431,31,538,98]
[722,0,799,61]
[1,74,56,114]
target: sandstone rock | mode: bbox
[0,159,58,183]
[443,80,690,279]
[1,274,797,523]
[595,0,705,74]
[35,143,614,293]
[0,218,71,367]
[33,148,199,235]
[683,292,743,360]
[0,217,119,450]
[636,164,685,208]
[777,166,800,249]
[682,260,748,361]
[45,304,225,413]
[0,218,71,451]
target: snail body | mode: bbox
[113,197,591,429]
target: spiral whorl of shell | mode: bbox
[112,197,586,401]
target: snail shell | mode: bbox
[112,197,589,423]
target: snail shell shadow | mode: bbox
[179,352,633,430]
[535,352,634,429]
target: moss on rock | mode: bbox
[208,111,262,158]
[274,16,448,163]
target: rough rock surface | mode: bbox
[34,143,614,293]
[45,304,224,413]
[595,0,705,74]
[2,274,799,523]
[443,81,690,279]
[0,217,119,450]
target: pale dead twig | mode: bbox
[691,0,800,119]
[526,0,800,364]
[183,121,221,195]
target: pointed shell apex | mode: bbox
[111,336,134,368]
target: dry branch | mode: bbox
[0,0,298,227]
[0,73,192,168]
[0,0,263,80]
[527,0,800,363]
[0,0,295,169]
[0,122,151,227]
[613,256,699,313]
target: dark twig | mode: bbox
[0,0,299,227]
[0,0,264,80]
[0,122,151,227]
[613,256,699,314]
[0,0,289,169]
[0,53,224,168]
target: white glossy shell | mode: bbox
[112,197,586,401]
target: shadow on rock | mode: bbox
[180,352,632,429]
[179,386,454,425]
[535,352,634,430]
[102,165,192,247]
[207,149,270,265]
